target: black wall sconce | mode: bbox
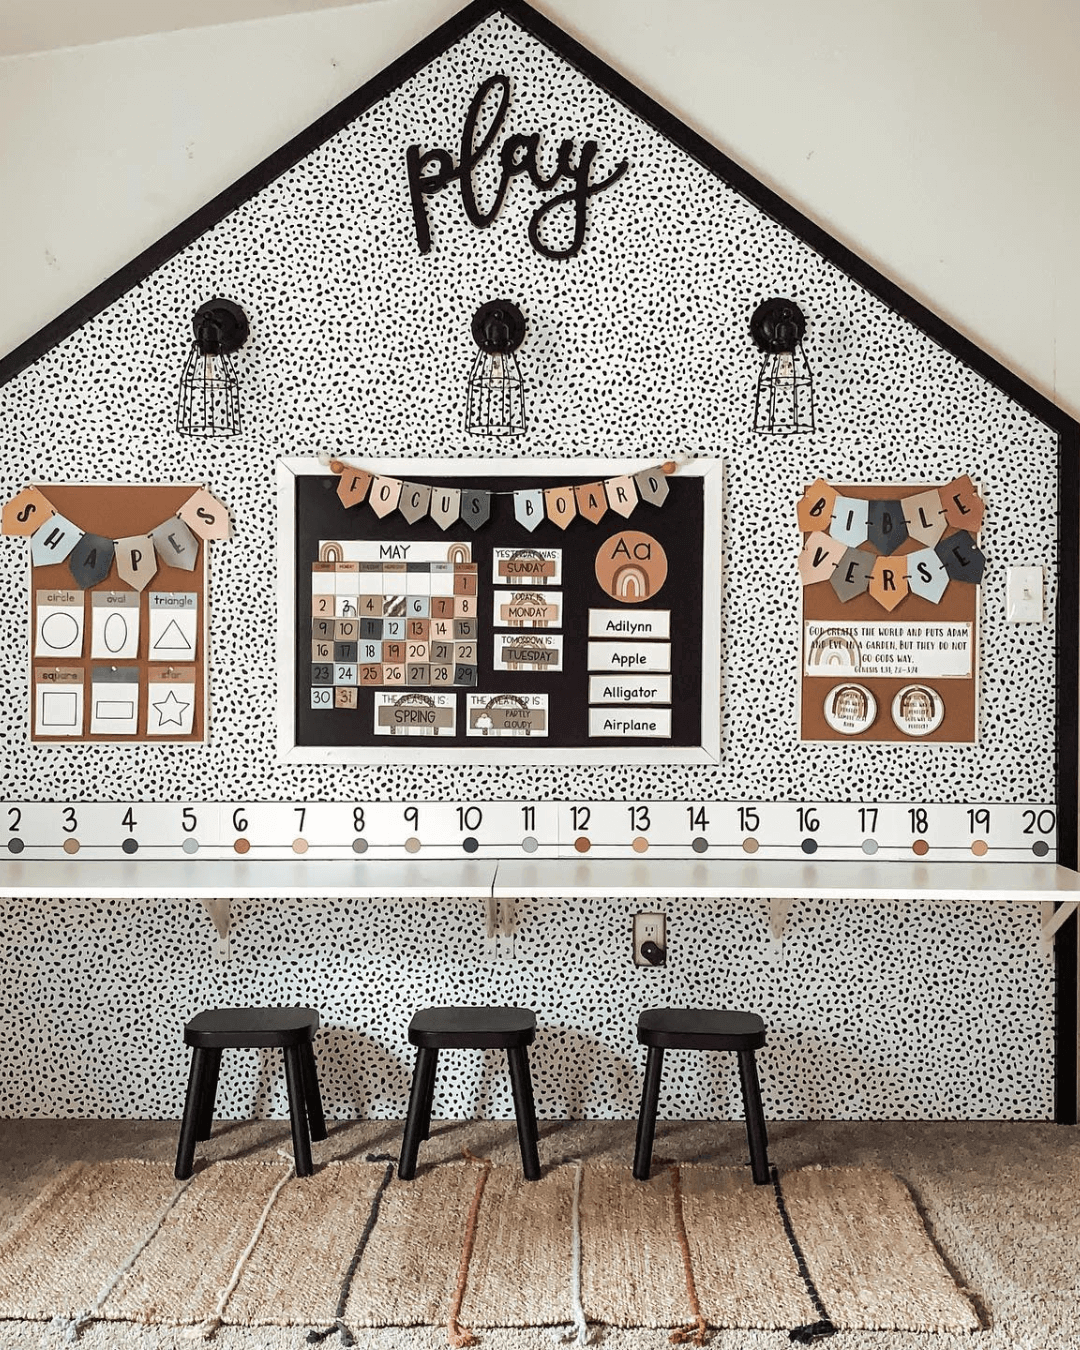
[176,298,249,437]
[466,300,526,436]
[750,298,814,435]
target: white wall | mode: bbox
[1,0,1077,419]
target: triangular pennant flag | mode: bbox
[68,533,115,588]
[30,512,83,567]
[940,475,985,533]
[544,487,577,530]
[460,489,492,531]
[574,482,608,524]
[369,477,403,518]
[398,482,432,525]
[902,488,947,547]
[796,478,837,533]
[337,468,373,509]
[177,487,231,540]
[2,486,54,536]
[634,467,670,508]
[115,535,158,590]
[605,475,638,519]
[430,487,461,529]
[868,554,910,611]
[150,516,200,571]
[935,530,986,583]
[797,531,847,585]
[514,490,545,532]
[906,546,949,603]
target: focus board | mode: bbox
[276,458,721,763]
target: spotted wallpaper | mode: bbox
[0,8,1060,1119]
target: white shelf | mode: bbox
[491,858,1080,903]
[0,857,1076,903]
[0,859,497,899]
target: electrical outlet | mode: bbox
[633,911,667,967]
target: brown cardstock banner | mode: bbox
[801,484,978,744]
[29,485,207,744]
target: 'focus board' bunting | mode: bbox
[1,485,231,590]
[796,476,985,612]
[326,458,677,530]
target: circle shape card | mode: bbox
[892,684,945,736]
[823,682,877,735]
[594,531,668,603]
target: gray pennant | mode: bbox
[829,547,875,602]
[68,533,116,589]
[634,467,670,507]
[398,482,432,525]
[460,489,491,531]
[150,515,200,571]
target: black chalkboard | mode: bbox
[292,468,705,753]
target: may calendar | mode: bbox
[277,458,721,764]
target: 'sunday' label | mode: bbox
[589,707,671,738]
[587,641,670,672]
[588,608,670,639]
[804,621,972,680]
[588,675,671,704]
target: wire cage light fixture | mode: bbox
[176,298,249,437]
[750,297,814,435]
[466,299,527,436]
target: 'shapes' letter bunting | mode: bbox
[329,459,673,530]
[2,485,230,591]
[797,476,985,612]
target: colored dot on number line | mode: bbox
[912,839,929,856]
[970,839,988,857]
[292,838,308,854]
[63,838,80,855]
[742,837,759,854]
[234,838,251,855]
[574,836,591,853]
[404,837,422,854]
[631,836,649,853]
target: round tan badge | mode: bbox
[823,682,877,735]
[594,531,668,603]
[891,684,944,736]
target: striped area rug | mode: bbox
[0,1156,978,1343]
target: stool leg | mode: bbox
[507,1047,541,1181]
[737,1050,770,1185]
[633,1046,664,1181]
[418,1047,438,1142]
[196,1048,222,1142]
[283,1045,314,1177]
[300,1041,328,1142]
[175,1047,212,1180]
[399,1047,438,1181]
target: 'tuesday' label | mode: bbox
[495,634,563,672]
[804,621,972,679]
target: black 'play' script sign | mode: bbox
[405,74,629,261]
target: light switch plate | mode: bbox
[1006,566,1044,623]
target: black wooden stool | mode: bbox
[398,1006,541,1181]
[174,1006,327,1180]
[633,1008,771,1184]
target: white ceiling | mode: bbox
[0,0,382,57]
